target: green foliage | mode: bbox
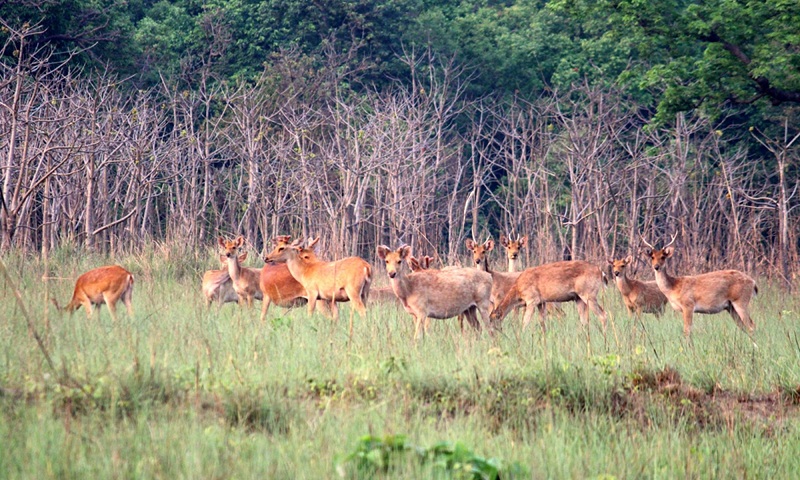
[338,434,525,479]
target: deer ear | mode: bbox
[217,237,225,248]
[399,245,412,259]
[624,255,633,264]
[519,235,528,247]
[485,239,495,251]
[465,239,475,250]
[235,236,244,247]
[408,257,421,271]
[376,245,390,259]
[607,259,614,265]
[291,237,303,247]
[663,246,674,258]
[307,237,320,249]
[642,248,653,258]
[499,235,508,247]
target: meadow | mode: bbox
[1,246,799,479]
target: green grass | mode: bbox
[1,248,799,479]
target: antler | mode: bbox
[663,232,677,249]
[640,235,655,250]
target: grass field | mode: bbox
[1,247,799,479]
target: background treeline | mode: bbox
[1,0,798,285]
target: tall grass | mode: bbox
[1,249,799,478]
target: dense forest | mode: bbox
[1,0,799,284]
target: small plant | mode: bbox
[337,434,526,479]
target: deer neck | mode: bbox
[653,267,677,292]
[388,270,412,301]
[614,273,633,295]
[225,255,242,281]
[285,252,312,280]
[507,258,518,273]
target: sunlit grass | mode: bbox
[1,248,799,478]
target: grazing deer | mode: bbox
[265,237,371,335]
[218,236,264,307]
[641,234,757,337]
[376,245,492,339]
[608,256,667,319]
[499,234,528,273]
[54,265,134,320]
[260,235,332,322]
[490,260,607,332]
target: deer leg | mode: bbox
[345,286,367,318]
[586,297,607,330]
[260,297,272,322]
[537,302,548,334]
[681,307,694,337]
[103,294,119,322]
[521,303,536,329]
[305,289,319,317]
[575,299,589,326]
[730,302,755,333]
[464,306,481,332]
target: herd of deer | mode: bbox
[55,232,758,339]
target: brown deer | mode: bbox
[641,234,757,337]
[608,256,667,319]
[260,235,334,322]
[218,236,264,307]
[465,238,519,311]
[265,237,371,335]
[468,237,565,319]
[376,245,492,339]
[54,265,134,320]
[490,260,607,332]
[499,234,528,273]
[201,255,242,307]
[373,255,435,305]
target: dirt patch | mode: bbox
[620,366,799,433]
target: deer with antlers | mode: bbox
[641,234,757,337]
[490,259,607,332]
[499,234,528,273]
[265,237,371,335]
[608,256,667,319]
[377,245,490,339]
[54,265,134,320]
[218,236,264,307]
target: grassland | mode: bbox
[1,247,799,479]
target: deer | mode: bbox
[218,236,264,307]
[490,260,607,332]
[499,234,528,273]
[376,245,492,339]
[259,235,332,322]
[465,238,519,312]
[608,256,667,319]
[264,237,372,335]
[202,254,245,307]
[54,265,134,321]
[372,256,434,305]
[469,237,565,319]
[641,234,757,337]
